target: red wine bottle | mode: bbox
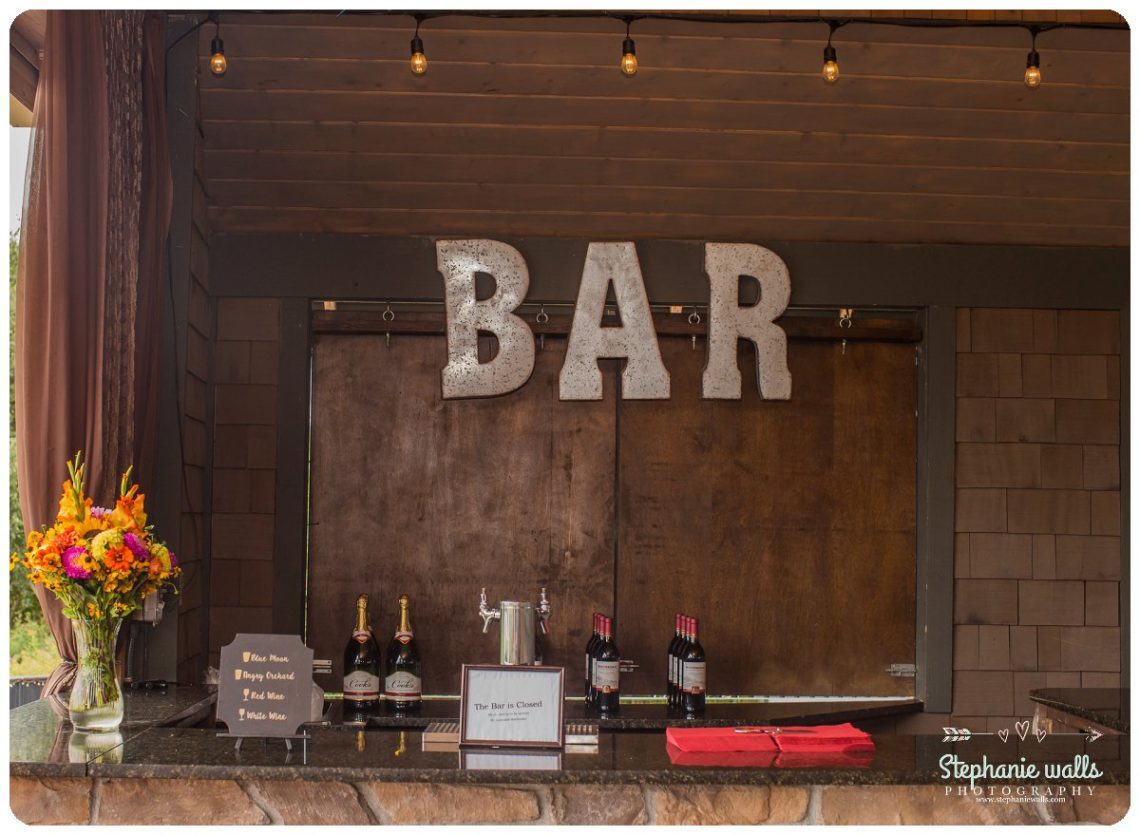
[667,613,683,707]
[593,616,620,714]
[681,616,706,716]
[674,615,691,708]
[585,613,601,701]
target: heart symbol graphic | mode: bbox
[1036,729,1047,743]
[997,729,1010,743]
[1015,720,1030,741]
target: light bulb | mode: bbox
[1024,49,1041,88]
[209,36,226,77]
[822,45,839,83]
[410,36,427,76]
[621,36,637,77]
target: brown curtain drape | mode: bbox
[15,10,171,696]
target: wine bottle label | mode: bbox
[593,660,620,693]
[385,671,422,701]
[683,661,706,694]
[344,671,380,699]
[393,630,413,645]
[585,652,590,683]
[352,629,372,644]
[669,653,677,686]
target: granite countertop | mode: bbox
[10,688,1127,786]
[9,685,216,778]
[1029,688,1130,734]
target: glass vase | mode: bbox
[68,616,124,732]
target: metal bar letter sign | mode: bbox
[702,243,792,400]
[559,242,670,400]
[438,239,536,399]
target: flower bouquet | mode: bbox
[10,452,180,731]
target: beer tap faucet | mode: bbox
[479,587,500,633]
[537,587,552,635]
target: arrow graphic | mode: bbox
[941,726,997,743]
[1047,729,1104,743]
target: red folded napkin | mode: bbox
[666,723,873,754]
[665,723,875,770]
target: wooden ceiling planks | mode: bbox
[197,12,1129,246]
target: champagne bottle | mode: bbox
[681,616,706,716]
[593,616,620,714]
[343,594,380,711]
[384,594,422,712]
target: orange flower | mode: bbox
[102,544,134,573]
[109,487,147,532]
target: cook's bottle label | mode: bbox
[344,671,380,700]
[683,661,706,694]
[385,671,422,702]
[593,660,620,694]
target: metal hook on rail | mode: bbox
[536,306,549,351]
[839,308,853,356]
[688,307,702,350]
[383,303,396,348]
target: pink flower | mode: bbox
[62,546,91,579]
[90,507,111,519]
[123,532,149,562]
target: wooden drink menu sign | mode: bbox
[217,634,314,740]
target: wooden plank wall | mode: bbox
[617,339,917,697]
[197,11,1127,246]
[307,330,917,696]
[307,335,617,694]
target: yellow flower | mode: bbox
[86,602,102,619]
[151,543,171,572]
[91,530,124,560]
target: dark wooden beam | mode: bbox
[9,47,38,110]
[210,235,1129,311]
[151,14,200,680]
[915,306,955,713]
[311,309,923,343]
[273,299,312,638]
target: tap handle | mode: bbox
[537,587,551,635]
[478,587,499,633]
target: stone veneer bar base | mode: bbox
[10,778,1129,825]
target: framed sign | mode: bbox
[459,664,564,748]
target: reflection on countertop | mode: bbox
[335,695,924,729]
